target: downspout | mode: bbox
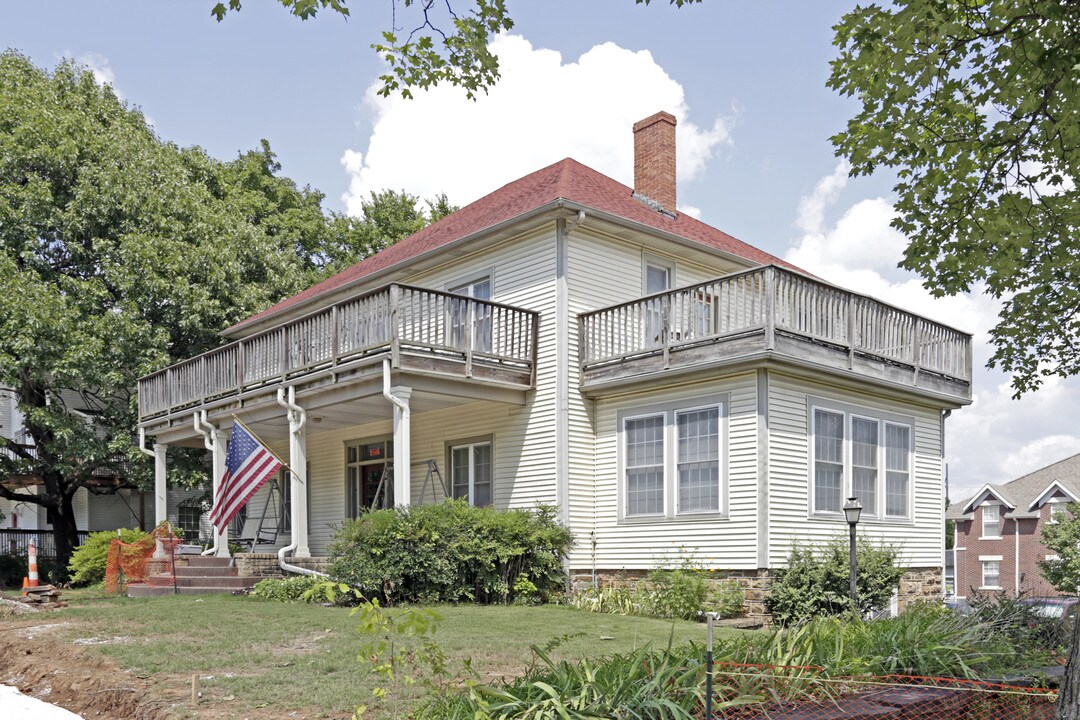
[1014,517,1020,597]
[137,428,164,557]
[193,411,220,557]
[382,358,410,423]
[276,387,326,577]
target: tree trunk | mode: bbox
[1056,615,1080,719]
[45,490,81,582]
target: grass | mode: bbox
[3,589,737,718]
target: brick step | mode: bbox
[126,583,177,598]
[176,575,257,589]
[180,556,234,568]
[175,586,252,595]
[172,566,239,578]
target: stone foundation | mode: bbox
[571,565,943,620]
[233,553,331,578]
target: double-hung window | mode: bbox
[448,276,492,354]
[810,402,913,520]
[981,504,1000,539]
[450,439,493,507]
[981,559,1001,589]
[622,398,725,520]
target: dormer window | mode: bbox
[982,503,1001,539]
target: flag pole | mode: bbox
[231,415,296,477]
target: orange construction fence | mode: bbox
[104,522,182,594]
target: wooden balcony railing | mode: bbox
[579,265,971,385]
[139,284,539,420]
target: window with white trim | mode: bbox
[1048,499,1069,524]
[810,403,913,519]
[981,560,1001,589]
[450,439,493,507]
[448,276,492,353]
[622,399,725,520]
[982,504,1001,538]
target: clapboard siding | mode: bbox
[590,373,759,570]
[767,373,944,568]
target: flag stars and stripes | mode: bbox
[208,422,283,533]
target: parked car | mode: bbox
[1019,596,1080,619]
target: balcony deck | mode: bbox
[138,283,539,426]
[579,266,972,404]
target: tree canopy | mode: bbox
[0,50,448,572]
[213,0,701,99]
[828,0,1079,397]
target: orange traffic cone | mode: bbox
[27,540,39,588]
[21,576,28,596]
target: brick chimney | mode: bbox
[633,111,677,211]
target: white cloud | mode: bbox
[341,34,732,214]
[75,52,119,95]
[786,162,1080,504]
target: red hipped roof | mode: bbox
[228,158,793,334]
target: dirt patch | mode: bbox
[0,620,168,719]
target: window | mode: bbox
[621,398,726,520]
[1048,500,1069,524]
[643,258,673,348]
[625,415,665,516]
[279,471,291,533]
[177,495,209,541]
[981,560,1001,589]
[982,504,1001,538]
[810,401,913,520]
[448,276,492,353]
[449,439,493,507]
[346,440,393,516]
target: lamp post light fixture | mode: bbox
[844,496,863,608]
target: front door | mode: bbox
[346,440,394,516]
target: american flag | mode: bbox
[208,421,282,533]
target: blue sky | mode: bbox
[5,1,1079,503]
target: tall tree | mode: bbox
[0,52,444,574]
[829,0,1079,397]
[828,2,1078,715]
[212,0,701,99]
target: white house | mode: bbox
[0,386,201,550]
[137,112,971,612]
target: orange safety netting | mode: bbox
[707,663,1058,719]
[104,522,183,593]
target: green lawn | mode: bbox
[7,590,745,718]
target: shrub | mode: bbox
[67,528,149,587]
[250,575,322,602]
[766,535,904,624]
[0,553,25,590]
[648,567,708,620]
[328,500,573,605]
[708,577,745,619]
[968,592,1069,661]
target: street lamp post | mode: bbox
[844,497,863,609]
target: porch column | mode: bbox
[212,427,230,558]
[153,443,168,526]
[289,406,310,559]
[392,386,412,507]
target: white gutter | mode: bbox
[137,427,155,460]
[275,387,326,578]
[193,411,221,557]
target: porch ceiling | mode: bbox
[145,369,525,447]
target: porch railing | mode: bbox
[139,283,539,420]
[0,528,92,558]
[579,265,971,383]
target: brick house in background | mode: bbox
[947,453,1080,599]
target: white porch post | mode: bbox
[289,406,310,559]
[153,443,168,526]
[392,386,412,507]
[212,427,230,558]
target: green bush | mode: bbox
[648,567,708,620]
[708,577,745,619]
[0,553,25,590]
[568,571,743,620]
[766,536,904,624]
[67,528,149,587]
[328,500,573,605]
[250,575,322,602]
